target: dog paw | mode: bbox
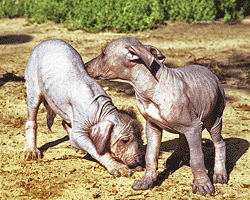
[192,176,214,196]
[132,174,156,190]
[213,171,227,184]
[24,148,41,160]
[109,164,132,177]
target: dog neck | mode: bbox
[115,64,167,100]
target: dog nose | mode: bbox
[84,62,94,75]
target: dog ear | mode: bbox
[144,45,165,64]
[89,120,113,154]
[126,45,154,68]
[126,45,163,81]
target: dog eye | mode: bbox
[122,138,130,144]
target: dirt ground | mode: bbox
[1,18,250,200]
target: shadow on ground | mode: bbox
[186,51,250,88]
[37,132,249,187]
[39,135,70,158]
[0,72,25,87]
[0,34,32,45]
[155,137,249,186]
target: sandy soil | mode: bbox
[1,18,250,199]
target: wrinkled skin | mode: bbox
[24,39,143,177]
[85,37,227,195]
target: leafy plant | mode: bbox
[1,0,250,32]
[64,0,164,32]
[27,0,70,24]
[0,0,26,18]
[215,0,245,22]
[165,0,217,22]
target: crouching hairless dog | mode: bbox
[85,37,227,195]
[24,39,143,177]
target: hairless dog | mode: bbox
[85,37,227,195]
[24,39,143,177]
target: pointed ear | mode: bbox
[89,120,113,154]
[144,45,166,64]
[126,45,154,68]
[126,45,162,81]
[125,49,140,61]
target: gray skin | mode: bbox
[85,37,227,196]
[24,39,143,177]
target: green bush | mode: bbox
[215,0,244,22]
[0,0,71,23]
[0,0,26,18]
[0,0,164,32]
[163,0,250,23]
[166,0,217,22]
[27,0,70,24]
[64,0,164,32]
[0,0,250,32]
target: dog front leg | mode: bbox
[132,121,162,190]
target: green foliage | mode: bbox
[0,0,71,23]
[0,0,26,18]
[64,0,164,32]
[164,0,250,23]
[166,0,217,22]
[0,0,250,32]
[27,0,70,24]
[215,0,245,22]
[0,0,164,32]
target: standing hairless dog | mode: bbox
[24,39,143,177]
[85,37,227,195]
